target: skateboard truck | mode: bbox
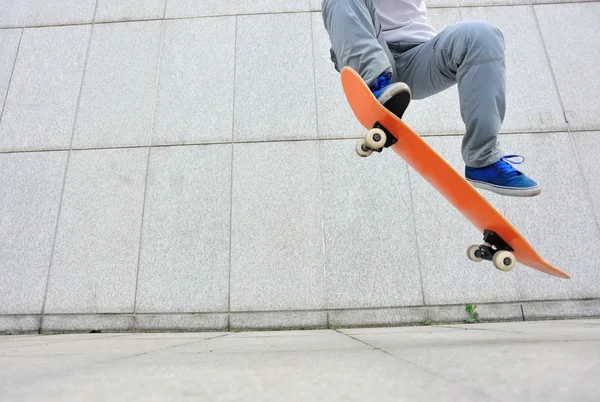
[356,123,397,157]
[467,230,517,272]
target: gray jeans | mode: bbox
[322,0,505,167]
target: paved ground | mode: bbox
[1,319,599,401]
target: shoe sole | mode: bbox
[378,83,411,119]
[467,178,541,197]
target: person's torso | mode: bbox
[372,0,437,43]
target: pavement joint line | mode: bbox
[437,325,525,334]
[338,330,497,401]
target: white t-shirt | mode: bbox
[373,0,437,43]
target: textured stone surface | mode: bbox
[166,0,309,18]
[330,303,523,328]
[153,17,236,145]
[572,132,600,224]
[319,140,422,309]
[522,299,600,320]
[25,0,96,26]
[460,5,566,133]
[42,315,135,333]
[95,0,166,22]
[234,13,316,141]
[165,0,235,18]
[0,26,89,151]
[136,145,231,313]
[535,2,600,130]
[134,314,228,331]
[236,0,310,14]
[73,20,162,148]
[230,312,328,331]
[230,141,325,311]
[0,152,67,314]
[460,0,530,5]
[500,133,600,299]
[0,316,40,334]
[45,148,147,313]
[382,326,600,401]
[0,29,21,117]
[0,0,29,27]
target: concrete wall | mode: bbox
[1,0,600,333]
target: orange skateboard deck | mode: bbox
[341,67,569,279]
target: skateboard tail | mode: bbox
[340,67,570,279]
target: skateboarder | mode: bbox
[322,0,541,197]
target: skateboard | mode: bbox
[340,66,569,279]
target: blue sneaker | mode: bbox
[465,155,541,197]
[370,70,411,119]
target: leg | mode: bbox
[394,21,506,168]
[321,0,397,86]
[394,21,539,196]
[321,0,412,120]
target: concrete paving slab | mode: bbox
[135,314,229,332]
[230,311,328,331]
[387,340,598,401]
[1,320,598,401]
[1,348,485,402]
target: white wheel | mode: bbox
[355,140,373,157]
[467,245,483,263]
[493,250,516,272]
[365,128,386,150]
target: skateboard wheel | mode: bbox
[493,250,516,272]
[467,245,483,263]
[365,128,386,150]
[356,140,373,157]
